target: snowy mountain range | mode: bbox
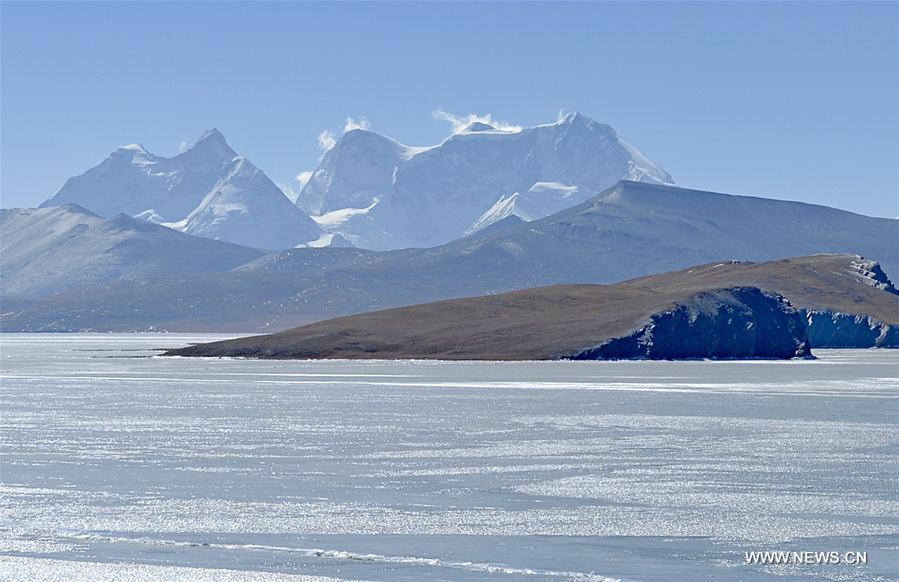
[38,114,673,251]
[40,130,323,250]
[36,114,672,251]
[298,112,674,249]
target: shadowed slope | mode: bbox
[0,205,265,299]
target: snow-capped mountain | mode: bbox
[297,112,674,249]
[163,156,323,250]
[41,130,322,249]
[44,129,237,220]
[0,204,263,298]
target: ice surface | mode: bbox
[1,335,896,580]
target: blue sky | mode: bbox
[2,1,897,217]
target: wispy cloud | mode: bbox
[278,182,300,203]
[316,116,370,153]
[432,109,522,134]
[318,129,336,151]
[296,170,314,190]
[280,171,315,204]
[178,140,188,153]
[344,116,370,133]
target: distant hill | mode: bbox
[164,253,899,360]
[166,286,811,361]
[0,204,264,299]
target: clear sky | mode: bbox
[2,1,897,217]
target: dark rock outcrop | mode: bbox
[569,288,811,360]
[625,254,899,350]
[804,310,899,348]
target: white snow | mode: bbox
[297,233,336,248]
[398,145,437,160]
[294,233,355,248]
[528,181,579,195]
[467,182,591,234]
[466,193,532,235]
[118,143,148,152]
[132,208,164,223]
[311,197,380,227]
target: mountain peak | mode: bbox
[40,127,283,245]
[110,143,154,164]
[196,128,226,143]
[560,111,588,124]
[461,121,496,133]
[558,111,614,134]
[56,202,101,217]
[186,128,237,161]
[339,127,397,144]
[333,127,411,158]
[338,128,385,146]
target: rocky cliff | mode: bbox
[570,288,811,360]
[624,254,899,349]
[804,311,899,348]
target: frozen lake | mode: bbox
[1,334,897,581]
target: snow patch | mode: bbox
[133,209,164,224]
[312,198,380,227]
[467,193,532,235]
[528,182,579,195]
